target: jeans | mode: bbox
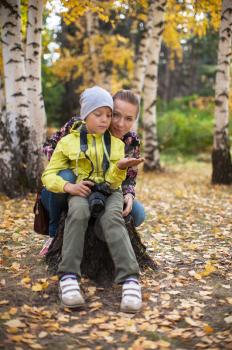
[41,169,76,237]
[41,169,146,237]
[131,199,146,227]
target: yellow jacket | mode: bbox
[41,123,126,193]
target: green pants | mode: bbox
[58,190,140,283]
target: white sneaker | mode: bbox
[120,279,142,313]
[59,276,85,308]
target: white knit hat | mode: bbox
[80,86,113,120]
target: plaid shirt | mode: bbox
[43,117,140,197]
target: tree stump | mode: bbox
[46,212,157,284]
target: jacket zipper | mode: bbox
[93,136,99,176]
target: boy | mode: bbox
[42,86,143,313]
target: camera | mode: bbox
[88,182,112,217]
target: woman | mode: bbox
[40,89,145,255]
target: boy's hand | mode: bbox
[64,180,94,197]
[123,193,133,217]
[117,157,144,170]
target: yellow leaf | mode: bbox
[89,301,103,309]
[194,273,202,280]
[8,334,24,342]
[87,316,108,325]
[31,283,43,292]
[31,281,48,292]
[50,275,58,281]
[21,277,31,284]
[203,324,214,333]
[7,327,19,334]
[0,299,9,305]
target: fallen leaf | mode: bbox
[31,284,43,292]
[5,319,26,328]
[224,315,232,324]
[63,324,86,334]
[38,332,48,338]
[203,324,214,333]
[11,262,21,271]
[185,317,201,327]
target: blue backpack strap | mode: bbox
[102,130,111,175]
[80,125,94,177]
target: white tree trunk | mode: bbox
[26,0,46,188]
[85,11,102,86]
[132,0,155,97]
[0,75,12,194]
[0,0,30,195]
[143,0,167,171]
[212,0,232,184]
[0,76,5,113]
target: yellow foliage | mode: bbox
[59,0,113,24]
[164,0,222,68]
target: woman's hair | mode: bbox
[113,90,140,116]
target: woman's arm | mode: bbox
[121,132,141,198]
[42,117,78,160]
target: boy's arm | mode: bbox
[42,117,77,160]
[42,138,72,193]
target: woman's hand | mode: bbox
[64,180,94,197]
[117,157,144,170]
[123,193,134,217]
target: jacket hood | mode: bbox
[70,120,84,134]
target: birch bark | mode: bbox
[212,0,232,184]
[132,0,155,97]
[0,75,11,194]
[26,0,46,188]
[143,0,167,171]
[0,0,30,195]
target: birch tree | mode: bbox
[143,0,167,171]
[0,74,12,194]
[26,0,46,188]
[0,0,30,195]
[212,0,232,184]
[132,0,155,97]
[0,0,46,196]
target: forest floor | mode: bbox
[0,161,232,350]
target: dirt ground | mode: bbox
[0,161,232,350]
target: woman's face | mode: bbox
[110,99,138,139]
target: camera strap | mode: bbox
[79,125,111,179]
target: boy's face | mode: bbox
[85,106,112,134]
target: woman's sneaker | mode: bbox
[59,274,85,308]
[120,277,142,313]
[39,237,54,256]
